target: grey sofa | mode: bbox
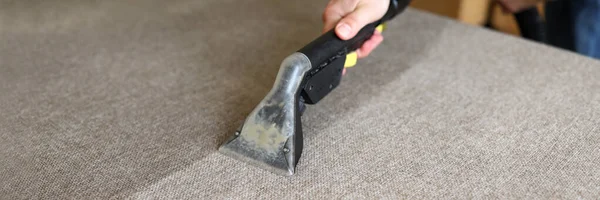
[1,0,599,199]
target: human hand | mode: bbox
[322,0,389,74]
[496,0,541,13]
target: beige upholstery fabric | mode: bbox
[1,0,599,199]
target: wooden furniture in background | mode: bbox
[409,0,490,26]
[409,0,545,36]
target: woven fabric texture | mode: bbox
[1,0,599,199]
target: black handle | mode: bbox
[297,0,410,105]
[298,0,410,69]
[298,22,378,72]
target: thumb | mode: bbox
[335,4,386,40]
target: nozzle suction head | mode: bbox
[218,53,311,176]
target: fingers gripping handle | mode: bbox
[298,22,378,71]
[296,0,410,104]
[297,0,410,68]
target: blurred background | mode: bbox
[408,0,600,60]
[409,0,540,36]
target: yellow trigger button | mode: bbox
[344,51,358,68]
[376,24,386,33]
